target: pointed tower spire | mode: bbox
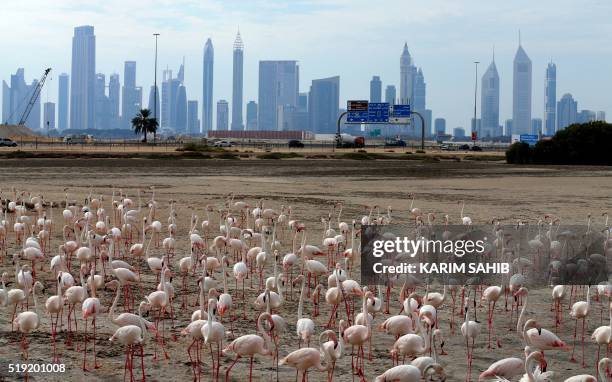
[492,45,495,63]
[233,28,244,50]
[518,30,521,46]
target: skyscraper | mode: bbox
[480,53,500,138]
[202,38,214,132]
[58,73,69,130]
[308,76,340,134]
[70,26,95,130]
[147,85,160,119]
[122,61,141,128]
[577,109,596,124]
[2,69,41,129]
[216,100,228,130]
[399,43,414,104]
[596,111,606,122]
[108,74,120,129]
[453,127,465,138]
[385,85,396,105]
[504,119,513,136]
[43,102,55,129]
[434,118,446,135]
[557,93,577,130]
[246,101,258,130]
[231,31,244,130]
[412,68,427,136]
[187,100,199,134]
[175,84,187,132]
[370,76,382,103]
[258,61,299,130]
[95,73,110,129]
[531,118,542,135]
[544,62,557,136]
[512,36,532,135]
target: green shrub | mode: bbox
[506,122,612,165]
[256,152,303,159]
[177,143,225,153]
[215,152,239,160]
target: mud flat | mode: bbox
[0,158,610,381]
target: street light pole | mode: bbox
[473,61,479,145]
[153,33,160,145]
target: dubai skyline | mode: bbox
[1,0,611,132]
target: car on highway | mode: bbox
[213,140,234,147]
[384,139,407,147]
[440,144,454,151]
[288,139,304,148]
[458,144,470,150]
[471,145,483,151]
[0,138,17,147]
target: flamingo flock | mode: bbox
[0,189,610,382]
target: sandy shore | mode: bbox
[0,159,610,381]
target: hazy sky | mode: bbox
[2,0,611,131]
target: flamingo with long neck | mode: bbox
[81,262,102,371]
[223,312,275,382]
[320,321,343,382]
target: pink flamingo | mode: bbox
[81,262,102,371]
[280,347,328,382]
[569,286,591,367]
[223,312,275,382]
[109,323,146,382]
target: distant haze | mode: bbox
[1,0,611,130]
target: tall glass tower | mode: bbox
[544,62,557,136]
[70,26,96,130]
[202,38,214,132]
[231,30,244,130]
[512,36,532,135]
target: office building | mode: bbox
[370,76,382,103]
[187,100,199,134]
[58,73,69,130]
[399,43,415,104]
[531,118,542,135]
[95,73,110,129]
[2,68,41,129]
[504,119,513,136]
[557,93,577,130]
[544,62,556,135]
[308,76,339,134]
[258,60,299,130]
[216,100,229,130]
[231,31,244,130]
[202,38,214,132]
[385,85,396,105]
[246,101,258,130]
[434,118,446,135]
[481,53,500,138]
[512,37,532,135]
[70,25,96,130]
[453,127,465,138]
[122,61,141,128]
[43,102,55,129]
[108,74,120,129]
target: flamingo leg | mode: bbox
[225,355,240,382]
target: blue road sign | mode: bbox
[347,100,369,123]
[347,111,369,123]
[390,104,411,123]
[368,102,389,123]
[520,134,538,146]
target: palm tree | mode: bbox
[131,109,158,143]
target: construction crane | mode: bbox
[17,68,52,126]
